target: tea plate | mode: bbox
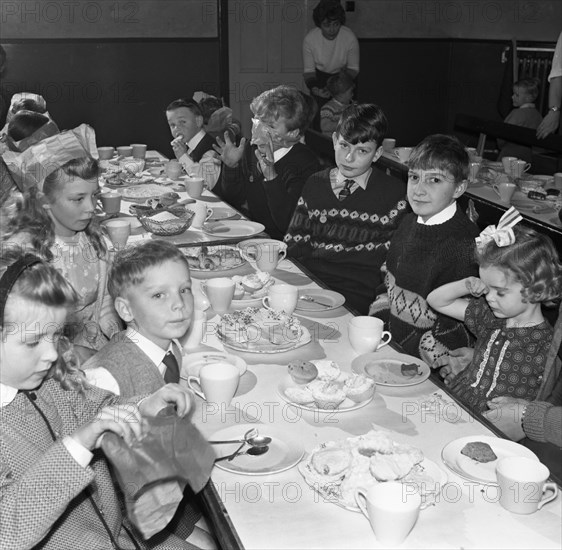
[352,351,430,386]
[441,436,539,485]
[120,184,173,202]
[203,220,265,238]
[208,207,238,221]
[213,424,305,475]
[510,192,556,214]
[295,289,345,311]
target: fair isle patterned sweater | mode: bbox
[371,208,480,365]
[284,167,408,314]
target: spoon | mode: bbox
[215,445,270,463]
[209,428,271,448]
[299,295,332,307]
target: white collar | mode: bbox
[337,167,372,190]
[519,103,535,109]
[186,129,206,152]
[273,145,293,162]
[0,384,18,407]
[125,327,179,366]
[417,201,457,226]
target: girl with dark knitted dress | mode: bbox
[428,215,562,414]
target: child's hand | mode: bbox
[483,397,529,441]
[171,136,188,159]
[214,132,246,168]
[434,347,474,385]
[465,276,488,297]
[139,383,194,418]
[72,404,143,450]
[254,135,277,181]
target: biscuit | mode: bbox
[460,442,497,463]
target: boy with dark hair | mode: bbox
[370,134,480,365]
[214,85,320,240]
[166,98,220,189]
[285,103,408,314]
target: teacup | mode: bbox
[100,191,122,215]
[468,161,481,182]
[117,145,133,157]
[496,457,558,514]
[382,138,396,152]
[185,177,205,199]
[97,146,115,160]
[105,219,130,250]
[394,147,413,163]
[131,143,147,159]
[187,362,240,406]
[511,159,531,179]
[262,284,298,315]
[492,182,517,204]
[205,277,235,313]
[186,201,213,229]
[238,239,287,273]
[355,482,421,546]
[501,156,517,176]
[348,316,392,354]
[165,159,183,180]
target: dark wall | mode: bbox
[1,40,220,156]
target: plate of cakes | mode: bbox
[277,360,375,412]
[352,350,430,387]
[201,272,274,309]
[217,307,311,353]
[441,436,539,485]
[181,245,246,273]
[298,430,448,511]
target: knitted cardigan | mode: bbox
[285,167,408,314]
[0,378,195,549]
[215,142,321,240]
[372,208,480,365]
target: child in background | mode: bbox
[497,77,543,162]
[0,252,195,549]
[370,134,480,365]
[427,212,562,414]
[199,96,242,143]
[320,71,355,135]
[5,109,60,152]
[83,239,216,549]
[1,125,120,361]
[285,103,408,314]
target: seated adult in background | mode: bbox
[5,109,60,152]
[303,0,359,126]
[537,30,562,139]
[370,135,480,365]
[285,103,408,314]
[166,98,220,190]
[497,77,542,162]
[214,85,320,240]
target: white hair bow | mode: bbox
[475,206,523,250]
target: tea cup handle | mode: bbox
[537,483,558,510]
[523,163,531,173]
[262,296,273,311]
[186,376,206,400]
[354,488,370,520]
[492,184,501,198]
[205,208,214,221]
[278,248,287,262]
[376,331,392,350]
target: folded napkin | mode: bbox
[100,408,216,539]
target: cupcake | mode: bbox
[313,360,341,381]
[284,387,314,405]
[311,382,346,409]
[344,375,376,403]
[288,360,318,385]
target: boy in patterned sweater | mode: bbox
[285,103,408,314]
[370,134,480,366]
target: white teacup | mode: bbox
[468,161,481,182]
[131,143,147,159]
[355,482,421,546]
[492,182,517,204]
[105,219,130,249]
[382,138,396,152]
[165,159,183,179]
[348,316,392,354]
[501,156,517,176]
[496,457,558,515]
[205,278,235,314]
[238,239,287,273]
[394,147,413,163]
[187,362,240,406]
[262,284,298,315]
[187,201,213,229]
[185,177,205,199]
[97,146,115,160]
[511,159,531,179]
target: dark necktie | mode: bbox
[338,178,355,201]
[163,351,180,384]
